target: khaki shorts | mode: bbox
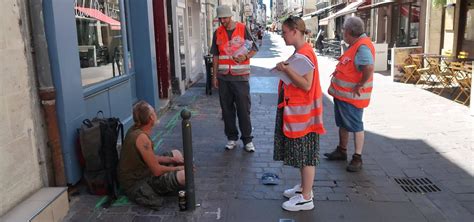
[126,151,181,209]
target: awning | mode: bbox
[291,9,303,16]
[75,6,121,30]
[302,2,345,21]
[319,1,366,24]
[357,0,396,11]
[401,6,420,22]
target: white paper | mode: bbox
[270,53,315,85]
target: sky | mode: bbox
[263,0,271,17]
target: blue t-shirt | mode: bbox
[354,45,373,71]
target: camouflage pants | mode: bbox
[126,152,181,210]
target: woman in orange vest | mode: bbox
[325,16,375,173]
[273,16,325,211]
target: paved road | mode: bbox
[64,32,474,222]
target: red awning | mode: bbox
[75,6,121,30]
[401,6,419,22]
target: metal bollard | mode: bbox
[204,55,213,95]
[181,109,195,211]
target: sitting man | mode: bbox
[118,100,186,209]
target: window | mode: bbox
[464,1,474,41]
[461,1,474,55]
[74,0,126,87]
[188,6,193,37]
[395,2,420,47]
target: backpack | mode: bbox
[78,111,123,206]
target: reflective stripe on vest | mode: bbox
[218,64,251,72]
[328,86,371,100]
[331,77,373,89]
[283,98,322,116]
[284,115,323,132]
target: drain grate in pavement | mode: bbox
[394,177,441,193]
[279,219,295,222]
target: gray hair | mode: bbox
[133,100,154,127]
[343,16,365,37]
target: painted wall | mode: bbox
[0,0,49,216]
[427,6,443,54]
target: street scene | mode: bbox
[63,31,474,222]
[1,0,473,222]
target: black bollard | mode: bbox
[181,109,195,211]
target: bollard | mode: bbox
[181,109,196,211]
[204,55,213,95]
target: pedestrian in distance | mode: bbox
[257,26,263,46]
[304,29,314,48]
[211,5,258,152]
[325,16,375,172]
[117,101,187,210]
[273,16,326,211]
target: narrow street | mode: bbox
[65,32,474,222]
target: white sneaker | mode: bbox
[244,142,255,152]
[283,184,313,199]
[225,140,238,150]
[282,194,314,211]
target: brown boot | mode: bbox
[323,146,347,161]
[346,154,362,172]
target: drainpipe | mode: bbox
[27,0,66,186]
[424,0,431,54]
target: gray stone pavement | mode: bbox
[64,33,474,222]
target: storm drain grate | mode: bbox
[394,177,441,193]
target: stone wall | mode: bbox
[0,0,49,216]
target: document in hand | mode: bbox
[270,53,315,85]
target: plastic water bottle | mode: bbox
[178,190,187,211]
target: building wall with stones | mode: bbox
[0,0,50,216]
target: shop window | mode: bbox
[395,2,420,47]
[461,1,474,55]
[188,6,193,37]
[74,0,126,87]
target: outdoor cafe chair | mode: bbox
[450,62,471,105]
[411,56,432,86]
[401,64,419,84]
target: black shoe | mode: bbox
[346,154,363,172]
[324,146,347,161]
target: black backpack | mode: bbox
[79,111,123,206]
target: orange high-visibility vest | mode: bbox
[328,37,375,108]
[216,22,251,76]
[278,43,326,138]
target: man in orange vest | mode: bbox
[211,5,258,152]
[325,16,375,172]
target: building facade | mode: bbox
[0,0,50,215]
[425,0,474,57]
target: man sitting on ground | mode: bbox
[118,100,186,209]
